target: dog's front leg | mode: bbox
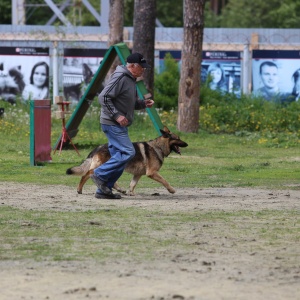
[147,172,176,194]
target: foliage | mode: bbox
[25,0,58,25]
[154,53,180,110]
[156,0,183,27]
[80,0,100,26]
[0,0,11,24]
[124,0,184,27]
[2,0,300,28]
[219,0,300,28]
[200,87,300,147]
[204,3,221,27]
[124,0,134,26]
[0,0,100,26]
[126,0,300,29]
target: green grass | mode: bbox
[0,111,299,189]
[0,128,299,189]
[0,101,299,263]
[1,206,298,262]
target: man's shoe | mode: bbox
[95,192,122,199]
[90,174,112,195]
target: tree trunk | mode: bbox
[108,0,124,75]
[132,0,156,95]
[177,0,205,133]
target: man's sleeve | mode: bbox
[99,74,124,119]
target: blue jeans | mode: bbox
[94,124,135,194]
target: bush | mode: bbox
[154,53,180,110]
[200,87,300,135]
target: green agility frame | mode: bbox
[53,43,163,150]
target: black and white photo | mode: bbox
[0,47,50,103]
[252,50,300,103]
[158,50,242,96]
[63,48,106,103]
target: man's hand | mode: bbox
[116,115,129,127]
[144,99,154,108]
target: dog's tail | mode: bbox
[66,158,92,176]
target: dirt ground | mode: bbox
[0,182,299,300]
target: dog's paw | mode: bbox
[168,187,176,194]
[127,190,135,196]
[114,187,126,194]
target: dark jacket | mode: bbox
[98,65,146,126]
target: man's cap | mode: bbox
[126,53,151,68]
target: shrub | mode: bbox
[154,53,180,110]
[200,87,300,135]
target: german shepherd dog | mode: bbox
[66,126,188,195]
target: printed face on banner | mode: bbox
[63,49,106,103]
[0,47,50,103]
[252,50,300,103]
[210,68,222,84]
[260,65,279,89]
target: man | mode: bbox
[253,61,281,101]
[91,53,154,199]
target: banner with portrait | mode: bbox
[202,51,241,96]
[0,47,50,103]
[158,50,242,96]
[252,50,300,102]
[63,48,106,102]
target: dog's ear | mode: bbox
[160,128,171,138]
[82,63,93,82]
[163,126,170,133]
